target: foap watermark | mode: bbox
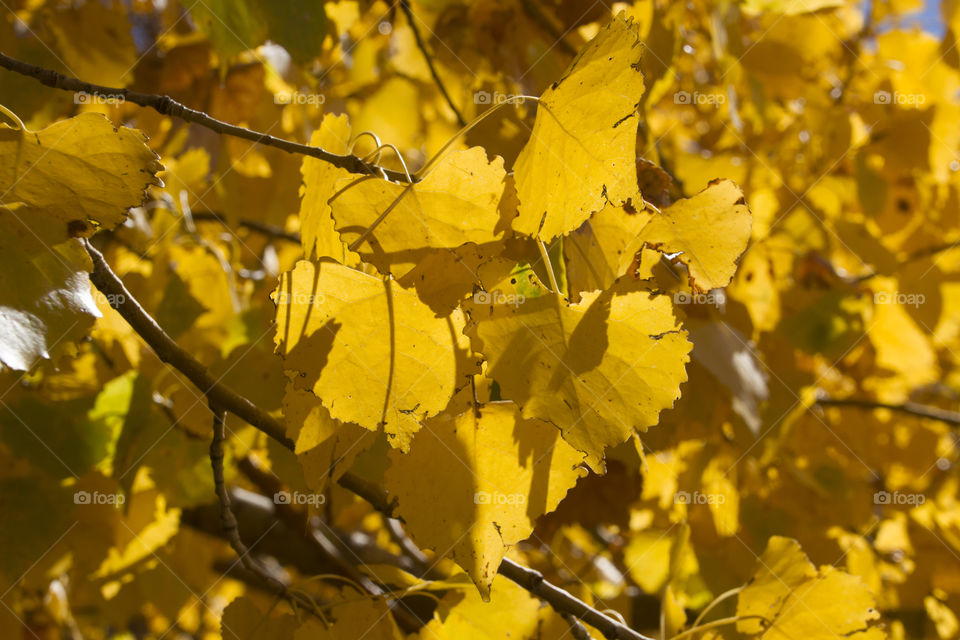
[474,90,525,105]
[674,90,725,106]
[75,91,125,106]
[274,490,326,506]
[874,490,925,506]
[674,290,726,307]
[274,291,326,306]
[674,491,725,505]
[474,290,525,307]
[874,90,925,107]
[74,490,125,506]
[275,92,326,106]
[474,491,526,505]
[92,291,126,307]
[873,291,924,308]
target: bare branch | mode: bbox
[815,396,960,426]
[0,52,411,183]
[209,404,324,618]
[236,456,422,633]
[84,240,294,449]
[398,0,467,127]
[190,211,302,244]
[564,613,594,640]
[498,559,651,640]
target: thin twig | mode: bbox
[190,211,302,244]
[564,613,594,640]
[237,456,422,634]
[815,397,960,426]
[86,241,652,640]
[209,404,324,620]
[691,586,741,628]
[0,52,410,183]
[398,0,466,126]
[518,0,578,56]
[384,517,443,581]
[498,559,652,640]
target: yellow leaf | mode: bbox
[762,568,881,639]
[416,574,543,638]
[299,114,361,264]
[0,230,98,370]
[383,400,585,598]
[639,180,752,292]
[868,277,939,390]
[0,111,162,244]
[464,279,691,472]
[0,110,161,370]
[738,537,883,639]
[330,147,506,272]
[284,386,374,493]
[663,584,688,637]
[46,2,137,87]
[623,529,674,593]
[512,13,644,241]
[701,454,740,536]
[396,241,510,315]
[273,260,471,451]
[737,536,817,634]
[221,596,298,640]
[295,597,404,640]
[925,595,959,640]
[565,202,655,299]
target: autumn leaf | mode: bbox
[512,12,645,241]
[464,277,691,472]
[638,179,752,292]
[0,110,161,370]
[737,536,883,639]
[384,398,585,598]
[330,147,506,274]
[273,260,472,451]
[0,111,162,243]
[299,113,360,264]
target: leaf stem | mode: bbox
[691,586,742,628]
[0,102,25,130]
[538,239,562,296]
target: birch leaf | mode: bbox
[273,260,471,451]
[384,400,585,598]
[512,13,644,241]
[464,279,691,472]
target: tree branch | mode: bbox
[85,240,652,640]
[0,52,411,183]
[398,0,467,127]
[84,240,294,449]
[815,396,960,426]
[190,211,302,244]
[236,456,423,633]
[499,559,649,640]
[564,613,594,640]
[209,404,324,618]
